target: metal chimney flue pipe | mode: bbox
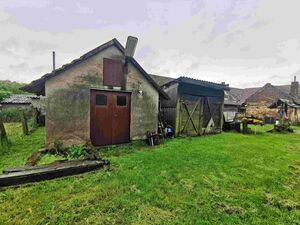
[125,36,138,58]
[52,51,55,71]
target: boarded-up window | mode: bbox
[103,58,123,87]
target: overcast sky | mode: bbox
[0,0,300,88]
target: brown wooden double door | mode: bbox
[90,90,131,146]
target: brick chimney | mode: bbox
[290,76,299,98]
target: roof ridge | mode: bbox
[21,38,125,94]
[179,76,229,87]
[20,38,169,99]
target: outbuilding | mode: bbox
[22,37,168,147]
[159,77,226,136]
[0,95,40,110]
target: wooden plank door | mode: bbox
[90,90,113,146]
[90,90,131,146]
[111,93,131,144]
[178,95,204,136]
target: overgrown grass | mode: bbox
[0,123,44,169]
[0,123,299,224]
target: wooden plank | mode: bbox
[175,98,181,136]
[220,101,225,130]
[0,114,9,147]
[181,101,199,134]
[0,160,109,187]
[198,97,204,135]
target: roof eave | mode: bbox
[21,38,124,95]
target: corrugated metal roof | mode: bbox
[149,74,175,86]
[1,95,39,104]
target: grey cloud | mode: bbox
[0,37,20,57]
[27,40,57,53]
[0,0,300,88]
[9,62,29,71]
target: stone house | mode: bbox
[230,76,300,123]
[22,37,168,147]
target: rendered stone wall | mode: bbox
[44,45,159,146]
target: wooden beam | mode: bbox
[19,110,29,135]
[0,113,9,147]
[181,100,199,134]
[0,160,109,187]
[198,97,204,135]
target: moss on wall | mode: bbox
[127,65,159,140]
[130,90,158,139]
[45,45,159,146]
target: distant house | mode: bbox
[229,76,300,123]
[0,95,40,110]
[159,77,227,136]
[21,37,168,147]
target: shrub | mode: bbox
[68,144,88,159]
[51,139,67,157]
[0,107,33,123]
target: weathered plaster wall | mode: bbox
[45,45,159,146]
[126,64,159,140]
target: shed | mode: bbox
[160,77,226,136]
[21,37,168,147]
[0,95,40,109]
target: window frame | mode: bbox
[95,94,108,107]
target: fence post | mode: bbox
[19,110,29,135]
[32,107,39,129]
[0,113,9,147]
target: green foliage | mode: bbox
[0,108,20,122]
[0,80,27,101]
[0,115,10,150]
[51,139,67,157]
[0,107,34,123]
[49,142,88,159]
[68,144,88,159]
[0,90,11,102]
[0,124,300,224]
[38,154,65,165]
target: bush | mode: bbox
[0,108,33,123]
[0,108,20,122]
[50,139,68,157]
[68,144,88,159]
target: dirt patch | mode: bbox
[26,148,48,166]
[213,202,245,216]
[264,193,300,211]
[132,205,175,225]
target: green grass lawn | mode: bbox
[0,123,299,225]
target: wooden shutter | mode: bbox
[103,58,124,87]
